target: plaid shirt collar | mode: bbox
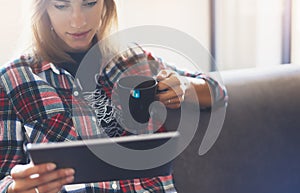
[32,61,57,74]
[30,60,81,92]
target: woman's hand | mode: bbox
[156,69,212,108]
[156,70,189,109]
[7,163,75,193]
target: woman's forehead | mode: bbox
[50,0,96,3]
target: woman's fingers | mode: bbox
[32,170,75,193]
[156,70,191,109]
[9,163,75,193]
[157,86,184,102]
[29,168,75,187]
[157,77,185,108]
[11,163,56,179]
[157,73,180,92]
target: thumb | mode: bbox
[156,70,172,81]
[11,164,33,178]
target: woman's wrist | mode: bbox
[185,77,212,107]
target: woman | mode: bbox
[0,0,227,192]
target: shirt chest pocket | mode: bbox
[7,81,79,143]
[19,87,100,143]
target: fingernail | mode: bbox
[161,72,167,78]
[66,176,74,182]
[47,163,56,171]
[66,169,75,175]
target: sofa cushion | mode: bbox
[172,64,300,193]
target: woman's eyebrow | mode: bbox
[53,0,71,2]
[53,0,90,2]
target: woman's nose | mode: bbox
[70,7,87,29]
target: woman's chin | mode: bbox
[68,45,91,52]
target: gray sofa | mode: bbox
[169,64,300,193]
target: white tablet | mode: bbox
[26,131,179,184]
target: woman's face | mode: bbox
[47,0,104,52]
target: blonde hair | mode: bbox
[30,0,118,65]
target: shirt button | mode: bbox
[92,117,96,122]
[112,182,117,190]
[73,91,79,96]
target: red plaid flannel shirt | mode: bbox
[0,49,227,193]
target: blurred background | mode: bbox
[0,0,299,71]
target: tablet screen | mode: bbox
[26,131,179,184]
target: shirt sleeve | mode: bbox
[145,51,228,106]
[100,45,227,111]
[0,87,27,192]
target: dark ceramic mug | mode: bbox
[117,75,158,129]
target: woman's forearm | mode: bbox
[184,77,212,108]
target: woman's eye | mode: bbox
[84,1,98,7]
[54,4,68,10]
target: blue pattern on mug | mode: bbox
[132,89,141,98]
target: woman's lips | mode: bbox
[68,30,91,40]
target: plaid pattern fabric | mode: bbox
[0,49,227,193]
